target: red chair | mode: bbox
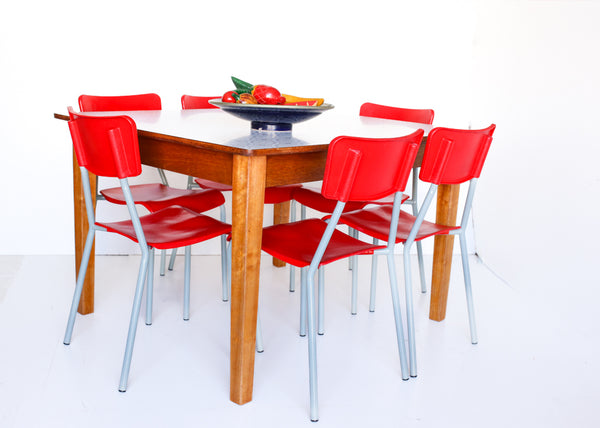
[63,108,232,392]
[181,94,220,109]
[80,94,173,188]
[338,124,496,377]
[261,130,423,421]
[78,93,162,112]
[359,102,434,298]
[79,94,166,190]
[359,102,434,124]
[291,103,432,314]
[79,94,229,298]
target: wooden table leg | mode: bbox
[229,154,266,405]
[429,184,460,321]
[72,150,95,315]
[271,201,290,267]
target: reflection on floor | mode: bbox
[0,254,597,428]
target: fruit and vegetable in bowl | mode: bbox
[221,76,325,107]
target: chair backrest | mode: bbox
[67,107,141,179]
[78,93,161,112]
[321,130,423,203]
[181,95,220,109]
[360,102,434,125]
[419,124,496,185]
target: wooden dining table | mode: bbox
[55,107,459,405]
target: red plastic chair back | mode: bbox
[321,130,423,203]
[419,124,496,185]
[181,95,220,109]
[78,93,161,112]
[68,108,142,179]
[360,102,434,125]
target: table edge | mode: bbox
[54,112,330,157]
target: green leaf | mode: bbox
[231,76,254,93]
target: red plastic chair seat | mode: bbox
[293,187,410,214]
[262,218,384,268]
[339,205,460,243]
[99,206,232,251]
[194,178,233,192]
[262,184,303,204]
[194,178,301,204]
[368,193,410,205]
[292,187,369,213]
[101,183,225,213]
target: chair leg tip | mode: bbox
[299,333,306,337]
[318,332,324,336]
[145,322,152,326]
[311,419,319,423]
[118,388,126,393]
[63,342,70,346]
[410,374,417,378]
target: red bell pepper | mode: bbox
[252,85,285,105]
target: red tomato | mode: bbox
[252,85,284,105]
[222,90,238,103]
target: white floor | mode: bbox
[0,254,598,428]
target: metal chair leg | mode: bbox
[416,241,427,293]
[255,311,264,353]
[168,248,177,271]
[351,255,358,315]
[318,267,325,335]
[403,247,418,378]
[289,264,296,293]
[289,201,297,292]
[219,205,228,301]
[348,227,355,270]
[183,245,191,321]
[386,251,409,380]
[306,269,319,422]
[369,238,379,312]
[118,247,150,392]
[459,233,478,344]
[299,267,308,337]
[160,249,166,276]
[145,248,154,325]
[64,228,95,345]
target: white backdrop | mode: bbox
[1,0,599,291]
